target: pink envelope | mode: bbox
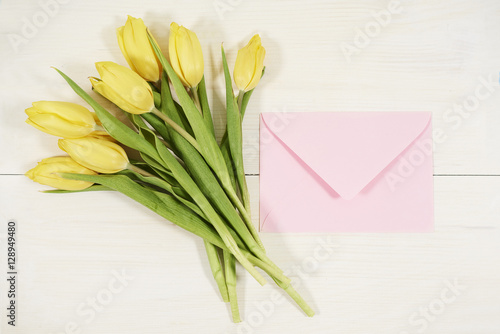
[259,112,434,232]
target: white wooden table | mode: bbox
[1,0,500,333]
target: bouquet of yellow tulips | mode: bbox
[25,16,314,322]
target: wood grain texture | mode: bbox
[1,0,500,175]
[0,176,499,334]
[0,0,499,333]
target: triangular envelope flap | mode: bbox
[261,112,431,200]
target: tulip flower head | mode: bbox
[169,22,204,88]
[117,16,162,82]
[234,34,266,92]
[25,156,97,190]
[25,101,103,138]
[58,137,129,174]
[90,61,154,115]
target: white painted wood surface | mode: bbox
[0,0,499,333]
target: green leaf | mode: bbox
[224,249,241,322]
[147,34,231,188]
[157,74,193,138]
[120,169,205,219]
[221,45,261,248]
[145,96,267,284]
[147,37,258,251]
[218,67,265,150]
[240,67,264,118]
[204,241,229,302]
[154,191,205,220]
[197,76,215,137]
[132,114,160,149]
[43,184,112,193]
[220,143,237,191]
[141,113,172,146]
[140,152,172,177]
[60,173,226,248]
[160,71,265,260]
[130,113,149,130]
[153,91,161,108]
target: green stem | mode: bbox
[220,143,237,191]
[197,76,216,137]
[244,251,290,285]
[218,77,258,149]
[159,138,174,151]
[272,277,315,317]
[218,91,253,221]
[244,252,312,316]
[221,48,255,245]
[224,250,241,323]
[222,180,264,250]
[159,71,265,258]
[151,108,201,153]
[191,86,202,114]
[127,163,156,178]
[204,241,229,302]
[232,90,252,217]
[153,91,161,108]
[237,90,244,112]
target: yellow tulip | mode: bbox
[117,16,162,82]
[89,61,154,114]
[25,156,97,190]
[169,22,204,88]
[87,132,117,142]
[25,101,104,138]
[234,34,266,92]
[58,137,129,174]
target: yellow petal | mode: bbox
[91,62,154,114]
[25,156,96,190]
[117,25,138,74]
[58,137,129,174]
[25,101,96,138]
[169,22,204,88]
[122,16,161,82]
[234,34,265,92]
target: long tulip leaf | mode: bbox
[119,169,205,219]
[43,184,112,193]
[224,250,241,322]
[147,33,232,188]
[159,72,266,260]
[220,143,237,191]
[204,241,229,302]
[149,35,257,241]
[197,75,215,136]
[218,68,264,149]
[152,131,266,284]
[221,46,262,248]
[60,173,225,247]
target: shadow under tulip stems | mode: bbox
[24,16,314,323]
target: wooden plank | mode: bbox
[1,0,499,332]
[0,175,498,333]
[0,0,500,175]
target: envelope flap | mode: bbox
[261,112,431,200]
